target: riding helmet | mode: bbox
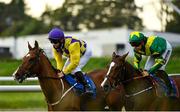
[48,28,64,40]
[129,31,146,44]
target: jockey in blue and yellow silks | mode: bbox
[48,28,92,93]
[129,31,173,95]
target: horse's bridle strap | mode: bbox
[121,75,148,84]
[125,86,153,98]
[47,80,77,106]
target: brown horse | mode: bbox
[101,52,180,111]
[13,41,125,111]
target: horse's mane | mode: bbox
[124,59,142,76]
[39,48,59,73]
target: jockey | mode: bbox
[129,31,173,95]
[48,27,92,93]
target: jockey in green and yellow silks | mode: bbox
[129,31,173,95]
[48,28,92,94]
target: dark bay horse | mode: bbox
[101,52,180,111]
[13,41,125,111]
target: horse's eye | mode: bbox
[29,58,34,62]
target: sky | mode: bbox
[0,0,64,18]
[0,0,164,31]
[135,0,164,31]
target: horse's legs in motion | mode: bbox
[47,103,52,111]
[156,70,173,94]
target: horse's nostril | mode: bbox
[14,75,23,83]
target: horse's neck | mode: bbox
[124,62,154,93]
[38,55,63,103]
[124,62,138,79]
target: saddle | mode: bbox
[63,73,96,98]
[150,74,179,97]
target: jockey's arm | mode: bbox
[133,51,142,70]
[63,42,81,75]
[148,55,166,74]
[52,48,64,70]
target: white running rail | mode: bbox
[0,74,179,92]
[0,77,40,92]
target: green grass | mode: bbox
[0,92,46,110]
[0,59,22,77]
[0,55,180,110]
[83,57,111,72]
[166,56,180,73]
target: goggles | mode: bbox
[49,39,59,44]
[130,42,141,47]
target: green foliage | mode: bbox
[18,19,50,35]
[43,0,143,31]
[165,0,180,33]
[0,0,50,37]
[0,0,144,36]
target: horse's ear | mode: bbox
[34,40,39,48]
[121,52,129,60]
[112,52,116,58]
[28,42,32,50]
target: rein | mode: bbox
[22,49,74,106]
[47,79,77,106]
[120,75,149,84]
[106,62,154,98]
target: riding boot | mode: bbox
[75,71,92,93]
[156,70,173,95]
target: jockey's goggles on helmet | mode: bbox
[49,39,60,44]
[130,42,141,47]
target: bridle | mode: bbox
[104,62,127,89]
[16,49,42,82]
[104,61,153,98]
[16,49,76,106]
[18,49,62,80]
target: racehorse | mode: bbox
[13,41,125,111]
[101,52,180,111]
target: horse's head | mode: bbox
[13,41,42,83]
[101,52,128,91]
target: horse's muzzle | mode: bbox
[14,73,27,83]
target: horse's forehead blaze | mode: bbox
[110,62,115,67]
[106,61,115,76]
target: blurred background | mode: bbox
[0,0,179,110]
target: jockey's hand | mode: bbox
[142,70,149,77]
[58,71,64,78]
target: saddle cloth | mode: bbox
[63,73,96,98]
[150,74,179,97]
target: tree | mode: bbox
[165,0,180,33]
[42,0,143,31]
[0,0,49,37]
